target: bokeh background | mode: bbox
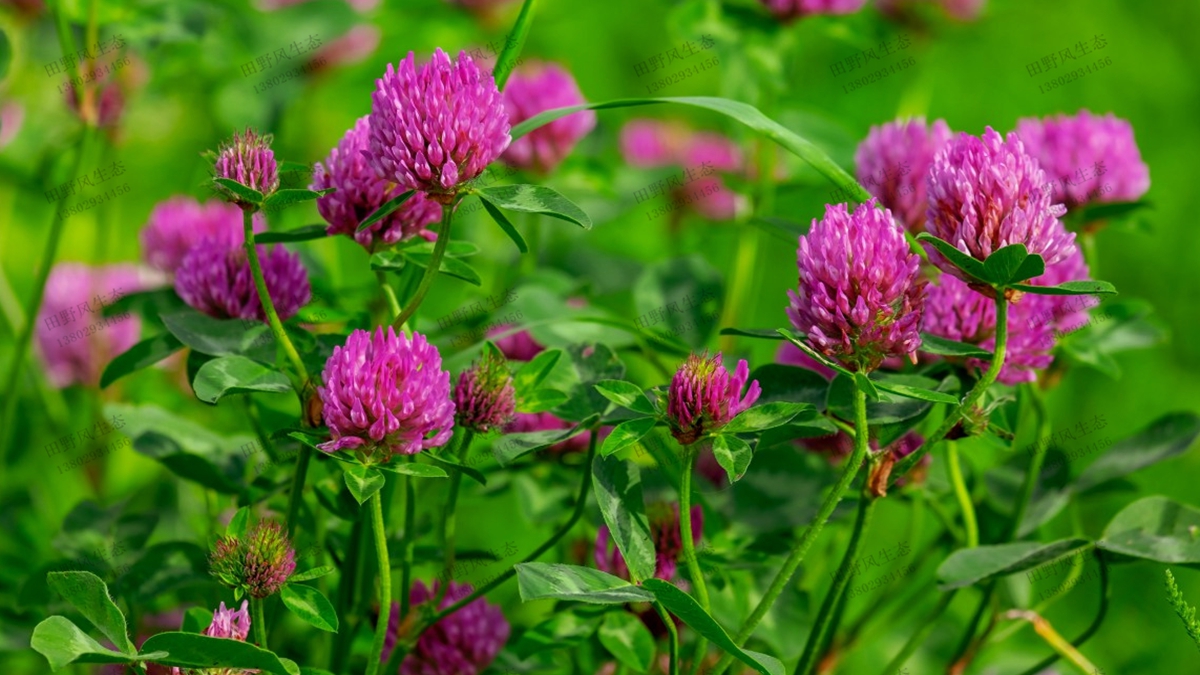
[1,0,1198,673]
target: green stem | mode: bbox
[655,600,680,675]
[437,430,473,604]
[794,492,877,675]
[1004,610,1099,675]
[946,441,978,548]
[391,206,453,328]
[376,270,402,322]
[285,447,313,538]
[366,490,392,675]
[243,210,309,384]
[251,597,267,648]
[399,467,416,620]
[1016,553,1110,675]
[680,449,709,675]
[877,591,957,675]
[712,387,872,675]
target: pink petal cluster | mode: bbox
[667,353,761,445]
[1014,110,1150,211]
[925,127,1075,282]
[34,263,143,388]
[619,119,692,168]
[140,197,263,272]
[454,351,517,433]
[317,327,455,458]
[854,117,953,232]
[501,62,595,174]
[214,128,280,200]
[595,504,702,582]
[205,600,252,640]
[174,240,311,322]
[312,116,442,250]
[366,49,510,199]
[760,0,868,20]
[787,200,925,371]
[487,324,545,361]
[383,581,510,675]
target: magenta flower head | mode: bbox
[501,62,595,174]
[1014,110,1150,211]
[487,324,545,361]
[175,239,311,322]
[205,600,252,641]
[317,327,455,459]
[596,504,702,582]
[209,521,296,599]
[35,263,143,388]
[925,127,1075,283]
[366,49,510,202]
[140,197,264,272]
[214,128,280,205]
[454,350,517,433]
[666,352,761,445]
[787,200,926,371]
[760,0,867,20]
[855,117,953,232]
[619,119,690,168]
[312,116,443,250]
[382,581,509,675]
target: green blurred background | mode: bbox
[1,0,1199,672]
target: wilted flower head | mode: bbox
[667,353,761,445]
[596,504,702,582]
[925,127,1074,282]
[1014,110,1150,211]
[312,116,442,250]
[501,62,595,174]
[383,581,509,675]
[619,119,691,168]
[140,197,264,272]
[855,117,953,232]
[787,200,925,371]
[454,350,517,433]
[318,327,455,458]
[175,238,311,322]
[366,49,510,200]
[487,324,545,361]
[214,128,280,203]
[205,600,252,640]
[35,263,143,388]
[209,521,296,599]
[760,0,868,20]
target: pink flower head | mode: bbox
[787,200,926,371]
[619,119,691,168]
[174,239,311,322]
[205,600,252,641]
[921,273,1054,384]
[209,521,296,599]
[454,350,517,433]
[34,263,143,388]
[317,327,455,458]
[383,581,509,675]
[1014,110,1150,211]
[760,0,868,20]
[366,49,510,200]
[925,127,1075,283]
[312,116,442,250]
[140,197,265,272]
[214,128,280,202]
[667,353,761,445]
[595,504,703,582]
[487,324,545,361]
[501,62,595,174]
[681,133,743,220]
[855,117,953,232]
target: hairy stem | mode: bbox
[243,210,309,384]
[391,206,453,328]
[680,449,709,675]
[366,490,392,675]
[251,597,268,648]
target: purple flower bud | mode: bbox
[1014,110,1150,211]
[925,127,1075,283]
[595,504,702,582]
[787,200,926,371]
[214,128,280,203]
[208,521,296,599]
[501,62,595,174]
[317,327,455,458]
[366,49,510,200]
[174,239,311,322]
[141,197,265,273]
[760,0,867,20]
[667,352,761,445]
[312,116,443,250]
[854,117,953,232]
[454,351,517,433]
[383,581,510,675]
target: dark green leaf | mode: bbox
[719,328,786,340]
[980,244,1030,285]
[193,356,293,404]
[643,579,785,675]
[280,584,338,632]
[1009,252,1046,285]
[514,563,655,604]
[633,255,724,350]
[513,348,564,393]
[722,402,814,434]
[479,194,529,253]
[213,178,263,205]
[227,507,250,539]
[1098,496,1200,564]
[592,454,656,582]
[161,310,274,359]
[476,184,591,229]
[263,188,331,211]
[375,460,447,479]
[1011,280,1118,296]
[919,333,992,358]
[776,329,853,378]
[289,565,335,583]
[491,0,535,89]
[748,216,811,243]
[182,607,213,633]
[749,364,830,410]
[853,372,880,401]
[46,572,135,654]
[279,161,312,174]
[140,632,300,675]
[0,29,10,80]
[31,617,165,670]
[712,434,753,483]
[936,539,1092,590]
[1075,413,1200,492]
[518,388,569,413]
[342,464,385,504]
[403,239,480,258]
[100,333,184,388]
[917,233,988,284]
[356,190,415,233]
[493,414,600,466]
[425,453,487,486]
[598,611,656,672]
[255,224,330,244]
[405,251,483,286]
[1072,199,1152,226]
[871,379,959,405]
[595,380,657,415]
[600,417,659,457]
